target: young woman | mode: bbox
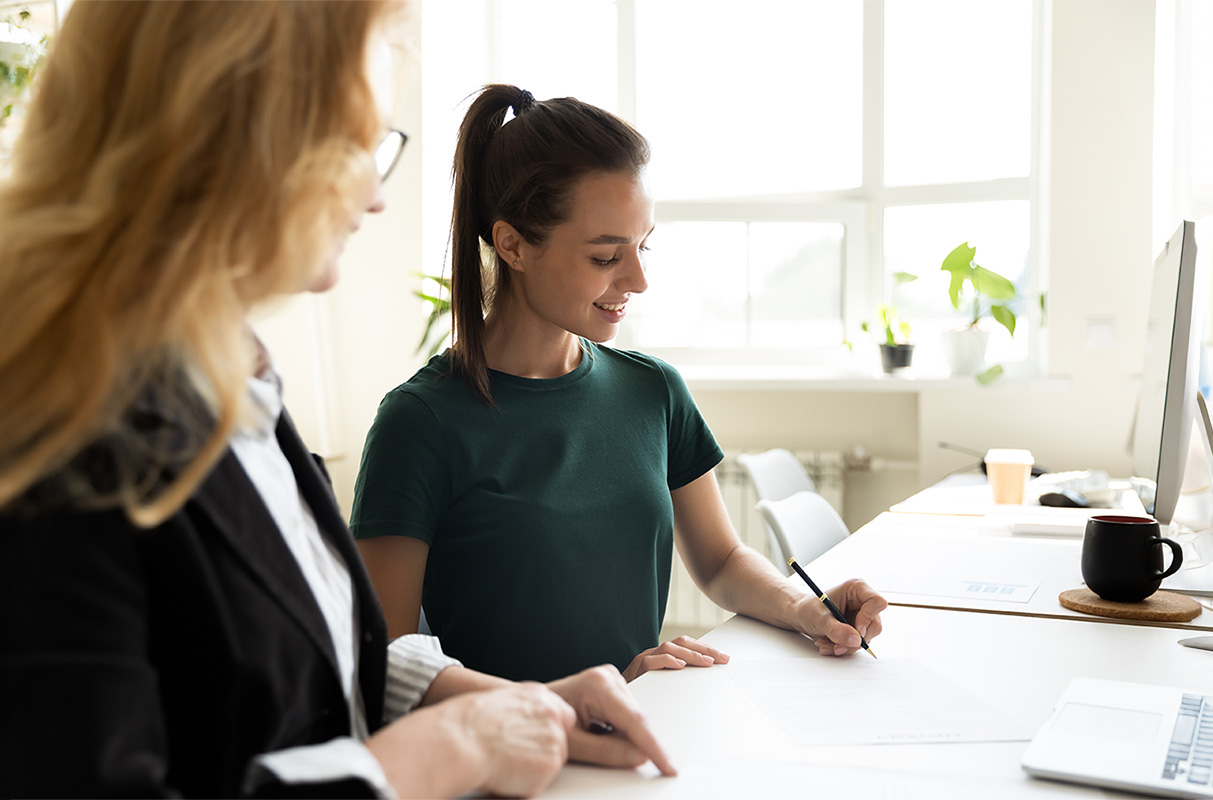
[0,8,672,798]
[351,84,888,684]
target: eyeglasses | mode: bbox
[374,128,407,181]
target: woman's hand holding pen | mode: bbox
[546,665,678,777]
[794,578,888,657]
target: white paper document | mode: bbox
[871,572,1041,603]
[726,657,1032,746]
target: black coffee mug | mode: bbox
[1081,515,1183,602]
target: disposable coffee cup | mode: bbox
[985,448,1034,504]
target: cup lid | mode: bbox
[985,448,1034,464]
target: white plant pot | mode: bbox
[943,328,989,377]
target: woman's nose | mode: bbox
[619,249,648,294]
[367,178,387,214]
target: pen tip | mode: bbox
[866,647,877,659]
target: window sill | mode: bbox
[677,364,1069,393]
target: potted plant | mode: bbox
[939,242,1017,383]
[861,271,918,374]
[0,8,48,164]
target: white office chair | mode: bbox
[736,448,816,503]
[756,490,850,574]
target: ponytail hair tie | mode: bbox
[513,89,535,114]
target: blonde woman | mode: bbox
[0,3,671,798]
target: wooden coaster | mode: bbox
[1059,588,1202,622]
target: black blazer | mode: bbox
[0,412,390,798]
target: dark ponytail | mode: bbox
[448,84,650,404]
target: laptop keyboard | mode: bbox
[1163,694,1213,785]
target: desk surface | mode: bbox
[890,473,1149,517]
[542,481,1213,797]
[545,606,1213,798]
[808,511,1213,630]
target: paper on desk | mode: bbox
[727,657,1032,746]
[546,755,1018,799]
[866,571,1041,603]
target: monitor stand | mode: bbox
[1161,392,1213,596]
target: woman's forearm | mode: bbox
[419,665,513,706]
[696,543,811,632]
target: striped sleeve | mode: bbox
[383,634,462,721]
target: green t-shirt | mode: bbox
[350,342,723,682]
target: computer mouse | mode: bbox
[1039,490,1091,508]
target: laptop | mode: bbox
[1021,677,1213,797]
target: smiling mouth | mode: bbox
[594,301,626,312]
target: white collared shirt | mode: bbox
[230,358,460,797]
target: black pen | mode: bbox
[788,557,876,659]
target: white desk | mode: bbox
[890,473,1148,518]
[542,480,1213,798]
[807,511,1213,630]
[544,606,1213,798]
[890,472,1001,515]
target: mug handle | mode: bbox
[1153,537,1185,580]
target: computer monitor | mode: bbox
[1129,221,1201,527]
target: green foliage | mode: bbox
[861,271,917,346]
[940,242,1022,385]
[976,364,1004,385]
[0,7,48,136]
[415,273,452,358]
[0,61,32,90]
[940,242,1017,336]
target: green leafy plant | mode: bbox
[940,242,1019,385]
[862,303,909,346]
[940,242,1017,336]
[415,273,451,358]
[860,271,918,345]
[0,9,48,128]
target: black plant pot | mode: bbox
[879,343,914,374]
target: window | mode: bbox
[1157,0,1213,346]
[421,0,1044,375]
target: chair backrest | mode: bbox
[736,448,816,503]
[756,490,849,574]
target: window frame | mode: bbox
[430,0,1050,377]
[1158,0,1213,348]
[615,0,1048,375]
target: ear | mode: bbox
[492,221,526,273]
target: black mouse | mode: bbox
[1039,490,1090,508]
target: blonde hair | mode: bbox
[0,0,396,525]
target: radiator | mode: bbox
[663,450,845,636]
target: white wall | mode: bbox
[259,0,1163,532]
